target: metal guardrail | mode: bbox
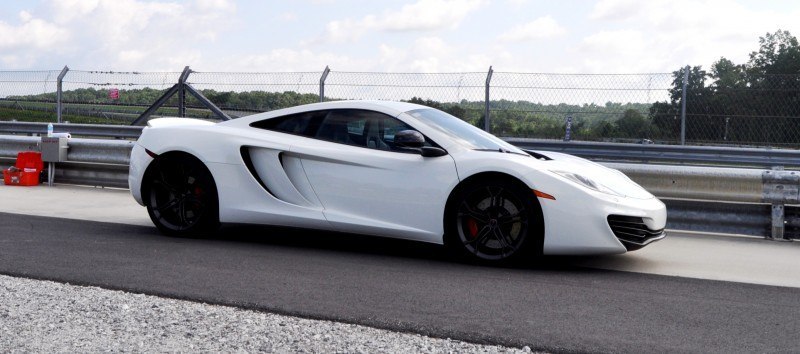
[0,121,143,139]
[0,137,133,190]
[510,138,800,168]
[0,136,133,164]
[0,134,796,241]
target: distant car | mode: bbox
[128,100,666,263]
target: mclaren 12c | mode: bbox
[129,100,666,262]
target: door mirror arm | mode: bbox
[420,146,448,157]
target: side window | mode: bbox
[253,108,432,153]
[315,110,368,146]
[250,110,326,137]
[380,118,411,146]
[364,112,432,152]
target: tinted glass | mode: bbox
[253,109,432,152]
[250,110,326,137]
[406,108,525,154]
[316,109,428,151]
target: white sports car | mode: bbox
[129,100,666,262]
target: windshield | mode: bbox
[405,108,527,155]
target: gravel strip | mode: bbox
[0,274,536,353]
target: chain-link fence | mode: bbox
[1,66,799,147]
[60,70,182,124]
[324,71,487,125]
[187,71,320,117]
[681,74,800,147]
[489,72,673,140]
[0,70,60,122]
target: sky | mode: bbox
[1,0,799,74]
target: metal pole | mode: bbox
[680,65,689,145]
[56,66,69,123]
[319,66,330,102]
[178,66,191,117]
[484,66,493,133]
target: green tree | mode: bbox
[616,109,648,138]
[748,30,800,76]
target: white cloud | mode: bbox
[22,0,239,70]
[18,11,32,22]
[588,0,642,21]
[382,0,486,31]
[280,12,298,21]
[498,16,566,42]
[377,36,496,72]
[320,16,377,43]
[505,0,530,6]
[578,0,800,72]
[578,30,658,72]
[228,48,363,72]
[316,0,486,44]
[0,12,68,51]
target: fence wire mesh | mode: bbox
[187,71,320,118]
[1,66,800,148]
[489,72,674,140]
[325,71,487,125]
[681,74,800,147]
[57,70,181,124]
[0,70,60,122]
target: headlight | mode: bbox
[550,170,623,197]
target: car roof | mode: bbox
[219,100,432,127]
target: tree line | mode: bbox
[650,30,800,145]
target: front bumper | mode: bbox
[536,182,667,255]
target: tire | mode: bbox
[144,153,219,237]
[445,178,542,263]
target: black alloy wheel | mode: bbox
[145,154,219,236]
[449,179,540,262]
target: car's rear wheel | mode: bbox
[446,178,541,263]
[145,153,219,237]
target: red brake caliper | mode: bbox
[467,218,479,239]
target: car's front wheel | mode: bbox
[144,153,219,237]
[446,178,542,263]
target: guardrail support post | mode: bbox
[319,66,330,103]
[680,65,689,145]
[771,204,785,239]
[484,66,493,133]
[762,166,795,240]
[56,66,69,123]
[178,66,192,117]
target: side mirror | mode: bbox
[394,130,425,148]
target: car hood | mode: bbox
[527,150,654,200]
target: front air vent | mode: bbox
[607,215,665,250]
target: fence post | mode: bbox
[484,66,493,133]
[680,65,689,145]
[56,66,69,123]
[177,66,192,117]
[319,66,330,102]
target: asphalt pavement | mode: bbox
[1,210,798,353]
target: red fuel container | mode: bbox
[3,151,43,186]
[16,151,44,171]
